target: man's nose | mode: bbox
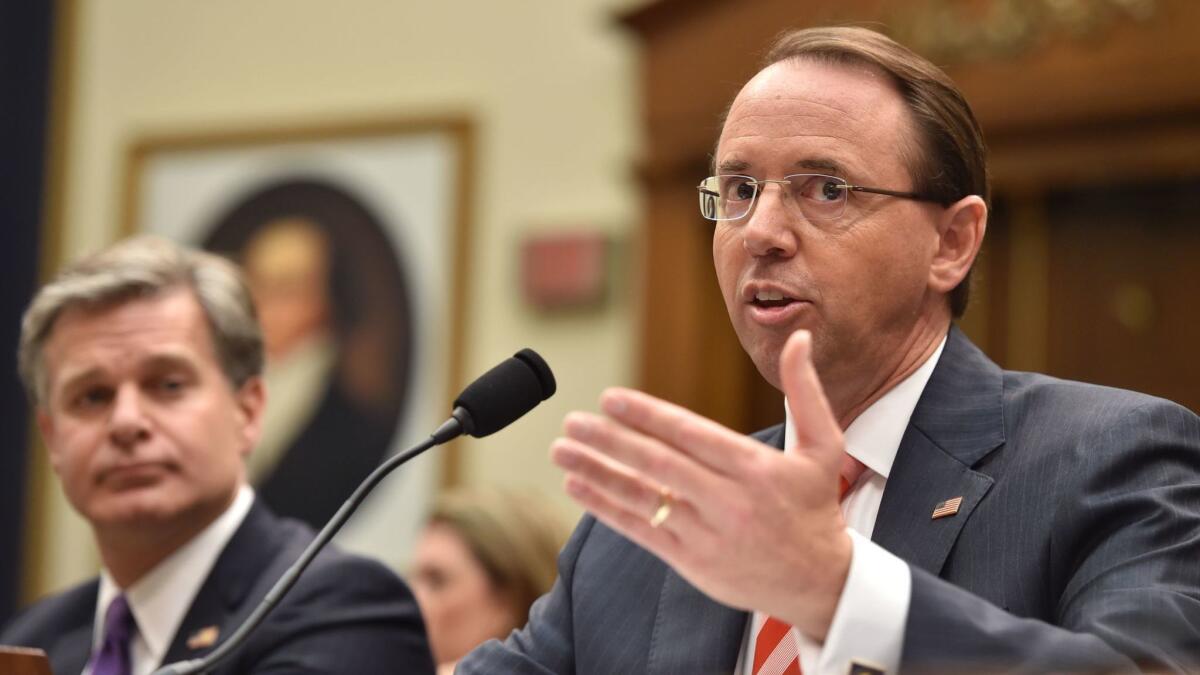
[109,385,150,448]
[742,183,800,258]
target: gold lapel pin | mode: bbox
[931,496,963,520]
[186,625,220,650]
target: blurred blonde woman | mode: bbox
[412,488,569,674]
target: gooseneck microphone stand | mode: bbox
[152,348,555,675]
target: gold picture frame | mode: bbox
[118,116,474,567]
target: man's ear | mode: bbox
[929,195,987,295]
[233,376,267,459]
[37,408,65,475]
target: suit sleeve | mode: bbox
[902,400,1200,673]
[456,515,597,674]
[231,554,436,675]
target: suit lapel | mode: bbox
[39,580,99,675]
[872,327,1004,575]
[643,324,1008,667]
[161,582,233,666]
[641,327,1008,671]
[872,429,994,574]
[49,623,93,675]
[647,570,747,675]
[161,501,281,666]
[644,425,786,673]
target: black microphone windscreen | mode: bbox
[453,348,556,437]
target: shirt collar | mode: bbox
[95,484,255,661]
[785,334,947,479]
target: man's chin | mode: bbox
[746,347,784,392]
[738,322,816,384]
[89,493,182,529]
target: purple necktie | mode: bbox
[90,594,135,675]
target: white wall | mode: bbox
[38,0,642,594]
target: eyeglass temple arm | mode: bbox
[700,180,943,205]
[839,184,937,201]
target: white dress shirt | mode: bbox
[87,484,255,675]
[735,336,946,675]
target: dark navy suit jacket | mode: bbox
[1,499,435,674]
[459,327,1200,673]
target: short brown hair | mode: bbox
[18,235,264,406]
[427,488,568,628]
[762,26,989,317]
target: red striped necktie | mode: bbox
[751,456,867,675]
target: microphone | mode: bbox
[435,347,556,441]
[152,348,555,675]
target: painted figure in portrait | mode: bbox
[203,179,413,530]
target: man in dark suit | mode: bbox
[459,26,1200,674]
[1,236,434,674]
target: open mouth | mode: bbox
[744,287,808,326]
[752,289,797,308]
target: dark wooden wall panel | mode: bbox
[621,0,1200,430]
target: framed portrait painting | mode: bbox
[121,117,472,568]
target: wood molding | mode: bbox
[22,0,80,606]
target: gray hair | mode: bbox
[18,235,264,406]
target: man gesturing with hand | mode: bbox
[554,332,856,647]
[459,26,1200,674]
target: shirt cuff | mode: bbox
[799,529,911,675]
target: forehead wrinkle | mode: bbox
[726,61,907,135]
[718,107,861,152]
[46,313,206,388]
[720,84,864,120]
[716,130,859,176]
[722,104,860,130]
[54,345,196,382]
[730,93,861,122]
[720,131,855,145]
[56,365,106,393]
[715,61,912,181]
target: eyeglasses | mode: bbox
[697,173,939,222]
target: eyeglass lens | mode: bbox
[698,174,847,221]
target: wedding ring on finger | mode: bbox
[649,486,674,528]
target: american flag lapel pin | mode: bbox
[187,625,220,650]
[931,496,963,520]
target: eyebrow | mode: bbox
[57,366,107,397]
[715,156,847,176]
[141,353,201,378]
[794,157,845,175]
[716,159,750,174]
[55,353,199,395]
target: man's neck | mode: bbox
[94,494,236,589]
[833,315,950,431]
